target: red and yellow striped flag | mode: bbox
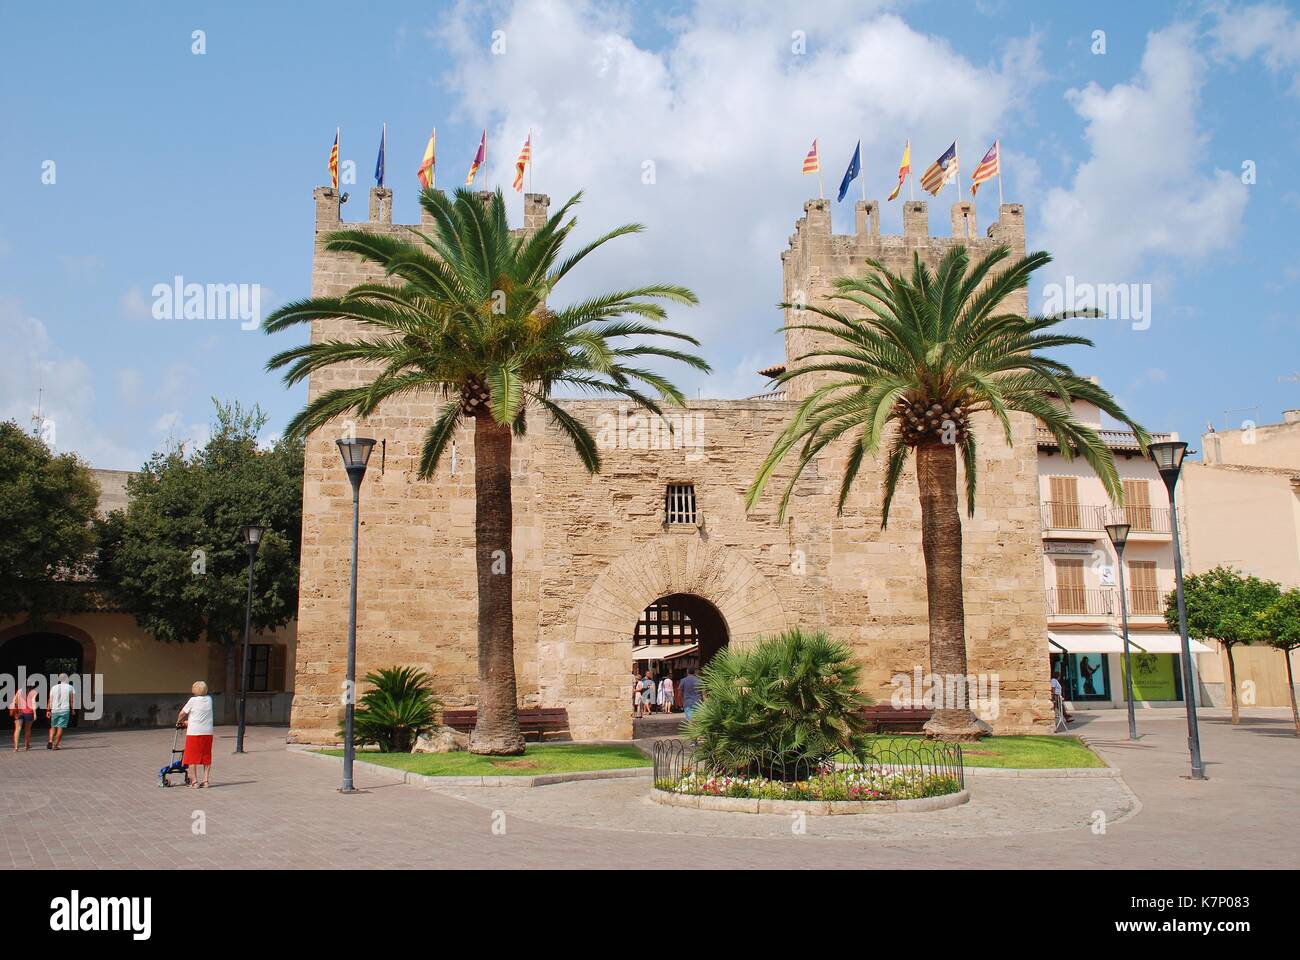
[512,132,532,192]
[887,141,911,201]
[970,140,1000,196]
[416,128,437,189]
[802,138,820,175]
[328,128,339,190]
[465,129,486,186]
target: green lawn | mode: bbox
[318,743,651,777]
[863,734,1104,769]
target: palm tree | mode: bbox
[747,246,1149,740]
[265,187,708,754]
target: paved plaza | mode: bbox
[0,709,1295,869]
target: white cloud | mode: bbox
[1210,2,1300,94]
[120,285,151,320]
[1037,23,1249,286]
[0,299,141,470]
[429,0,1044,398]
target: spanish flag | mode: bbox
[512,131,532,192]
[328,128,339,190]
[417,128,437,189]
[465,129,486,186]
[801,139,819,175]
[887,141,911,201]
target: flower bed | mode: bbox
[655,766,962,802]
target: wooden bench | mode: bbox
[857,706,933,734]
[440,707,570,742]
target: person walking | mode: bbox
[177,681,215,789]
[658,674,674,714]
[10,679,40,751]
[641,670,656,717]
[46,673,76,750]
[679,668,702,720]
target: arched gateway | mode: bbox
[548,540,789,740]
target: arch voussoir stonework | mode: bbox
[548,539,789,739]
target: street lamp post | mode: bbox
[1148,440,1206,780]
[1105,521,1137,741]
[235,524,265,754]
[337,437,376,794]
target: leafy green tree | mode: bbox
[747,246,1147,739]
[684,628,875,776]
[265,187,707,755]
[1168,565,1281,724]
[1259,588,1300,736]
[96,401,304,667]
[0,421,100,621]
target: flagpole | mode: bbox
[954,139,961,201]
[528,128,533,193]
[818,170,824,200]
[861,140,867,202]
[998,140,1005,208]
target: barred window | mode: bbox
[665,484,697,525]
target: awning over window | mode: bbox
[1048,631,1143,654]
[631,643,698,662]
[1127,633,1214,655]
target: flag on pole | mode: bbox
[374,124,386,189]
[920,142,958,196]
[328,129,340,190]
[887,141,911,201]
[970,139,1000,196]
[465,129,486,186]
[836,141,861,203]
[416,128,437,189]
[512,132,532,192]
[801,139,820,175]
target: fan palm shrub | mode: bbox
[266,187,707,754]
[683,628,874,778]
[344,666,441,753]
[747,246,1149,739]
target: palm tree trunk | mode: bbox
[915,443,984,741]
[1226,643,1240,725]
[469,412,525,755]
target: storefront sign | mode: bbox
[1044,539,1096,555]
[1122,652,1179,701]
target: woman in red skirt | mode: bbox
[177,680,214,788]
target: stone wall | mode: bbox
[289,188,1051,742]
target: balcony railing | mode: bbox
[1046,588,1115,616]
[1041,501,1172,535]
[1038,427,1172,453]
[1046,587,1170,617]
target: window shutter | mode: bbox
[1049,477,1080,528]
[1123,479,1152,531]
[1055,559,1086,613]
[1128,561,1159,613]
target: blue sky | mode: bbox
[3,0,1298,469]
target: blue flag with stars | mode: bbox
[374,124,386,189]
[837,140,861,202]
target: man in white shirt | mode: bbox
[46,673,76,750]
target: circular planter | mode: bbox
[651,787,970,815]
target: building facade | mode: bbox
[289,186,1055,743]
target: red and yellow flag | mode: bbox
[801,138,820,175]
[328,128,339,190]
[887,141,911,201]
[512,131,532,192]
[465,129,486,186]
[416,128,437,189]
[970,139,1000,196]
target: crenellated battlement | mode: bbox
[312,184,551,237]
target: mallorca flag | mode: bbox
[836,140,861,203]
[417,128,437,189]
[970,139,1000,196]
[512,132,531,192]
[465,129,486,186]
[328,129,339,190]
[887,141,911,201]
[920,141,958,196]
[802,139,820,175]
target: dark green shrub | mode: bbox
[683,628,874,778]
[342,666,441,752]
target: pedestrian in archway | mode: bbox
[10,679,40,751]
[46,673,76,750]
[177,681,215,788]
